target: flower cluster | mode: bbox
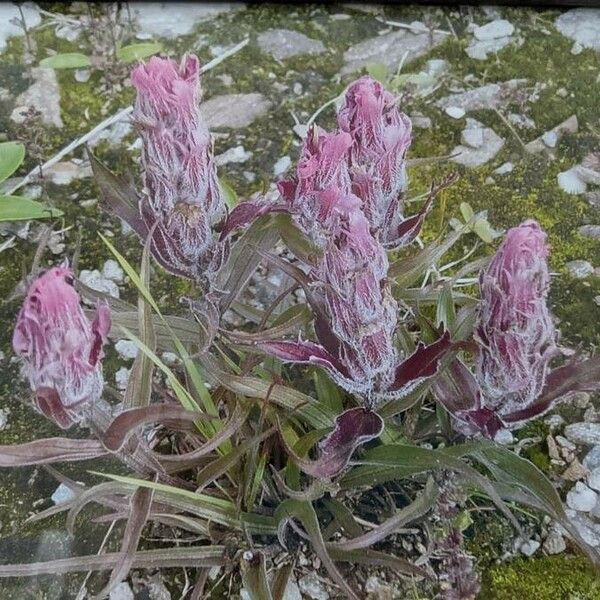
[131,54,225,280]
[12,266,111,429]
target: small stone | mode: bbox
[201,94,272,129]
[293,82,303,95]
[411,114,432,129]
[519,539,540,557]
[555,9,600,51]
[566,260,594,279]
[542,131,558,148]
[445,106,465,119]
[587,467,600,491]
[102,259,124,284]
[545,414,565,429]
[578,225,600,240]
[273,156,291,177]
[494,429,514,445]
[561,458,589,482]
[80,269,120,298]
[567,481,598,512]
[564,510,600,546]
[461,126,484,148]
[556,435,576,451]
[474,19,514,41]
[543,530,566,555]
[547,435,560,460]
[298,572,329,600]
[45,160,92,185]
[583,446,600,470]
[257,29,325,61]
[558,168,587,194]
[494,161,513,174]
[109,582,134,600]
[115,367,130,391]
[51,483,75,505]
[451,119,505,167]
[571,41,584,55]
[161,352,179,366]
[214,145,252,166]
[436,80,526,113]
[115,339,139,360]
[566,423,600,445]
[11,67,63,128]
[572,391,591,409]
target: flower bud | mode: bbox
[12,267,111,428]
[131,54,225,278]
[475,220,557,417]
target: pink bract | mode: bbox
[12,267,111,429]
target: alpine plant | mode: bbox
[12,266,111,429]
[131,54,226,280]
[436,220,600,438]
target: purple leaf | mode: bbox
[388,331,452,396]
[281,407,384,479]
[504,357,600,426]
[219,198,288,240]
[383,196,433,250]
[0,438,107,467]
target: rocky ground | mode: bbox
[1,2,600,599]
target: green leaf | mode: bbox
[219,177,238,209]
[40,53,92,69]
[365,62,388,83]
[241,551,274,600]
[460,202,474,222]
[436,283,456,330]
[0,195,63,222]
[116,42,163,63]
[0,142,25,183]
[472,218,498,244]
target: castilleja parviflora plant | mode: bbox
[2,54,600,599]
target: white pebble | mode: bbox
[115,339,139,360]
[445,106,465,119]
[566,481,598,512]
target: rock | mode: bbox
[547,435,560,460]
[51,483,75,505]
[0,408,9,431]
[89,120,133,149]
[556,435,576,451]
[461,126,484,148]
[555,9,600,51]
[214,145,252,166]
[578,225,600,240]
[80,269,120,298]
[519,539,540,557]
[445,106,465,119]
[542,131,558,148]
[257,29,325,60]
[436,80,526,113]
[74,68,91,83]
[467,20,515,60]
[45,160,92,185]
[571,41,584,55]
[587,467,600,491]
[558,168,587,194]
[583,446,600,471]
[365,575,396,599]
[572,391,591,409]
[298,572,329,600]
[132,3,242,38]
[474,19,515,41]
[109,582,135,600]
[412,114,432,128]
[494,429,514,445]
[161,351,179,366]
[508,112,536,129]
[273,156,291,177]
[115,367,130,391]
[566,423,600,445]
[451,119,505,167]
[0,2,41,52]
[55,22,81,43]
[494,162,514,175]
[561,459,589,482]
[102,259,125,284]
[115,340,139,360]
[566,482,598,512]
[278,576,302,600]
[341,25,445,75]
[565,260,594,279]
[11,67,63,128]
[201,94,272,129]
[543,530,567,555]
[564,509,600,546]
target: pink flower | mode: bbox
[12,267,111,429]
[131,54,225,279]
[337,76,413,247]
[475,220,557,418]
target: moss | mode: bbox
[482,555,600,600]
